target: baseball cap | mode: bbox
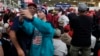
[28,3,37,8]
[4,23,9,28]
[78,3,88,11]
[38,7,47,15]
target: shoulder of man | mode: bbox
[10,16,20,31]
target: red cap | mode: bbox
[28,3,37,8]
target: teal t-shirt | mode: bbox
[22,17,54,56]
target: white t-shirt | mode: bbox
[91,35,96,49]
[34,14,38,18]
[53,39,68,56]
[58,15,69,27]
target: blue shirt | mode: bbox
[10,17,33,56]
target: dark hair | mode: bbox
[54,35,60,38]
[48,9,53,13]
[62,10,66,15]
[8,12,16,21]
[78,9,86,13]
[87,8,89,11]
[78,8,89,13]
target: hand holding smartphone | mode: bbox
[20,0,27,9]
[20,3,27,9]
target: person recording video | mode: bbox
[9,3,37,56]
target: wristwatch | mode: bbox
[0,39,2,46]
[0,41,2,46]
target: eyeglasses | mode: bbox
[28,7,37,10]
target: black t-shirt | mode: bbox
[69,15,93,47]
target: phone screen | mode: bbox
[21,4,26,9]
[20,0,26,9]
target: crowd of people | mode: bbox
[0,2,100,56]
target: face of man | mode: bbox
[37,11,46,20]
[28,6,37,15]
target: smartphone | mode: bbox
[21,4,26,9]
[20,1,26,9]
